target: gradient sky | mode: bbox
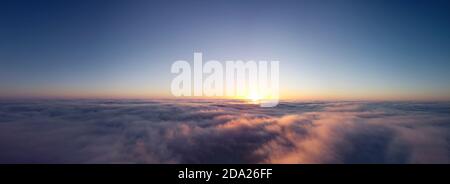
[1,0,449,100]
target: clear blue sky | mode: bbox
[1,0,449,100]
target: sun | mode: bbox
[247,92,261,102]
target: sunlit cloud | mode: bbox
[0,99,448,163]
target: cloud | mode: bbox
[0,100,449,163]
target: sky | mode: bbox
[1,0,450,100]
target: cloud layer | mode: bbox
[0,99,449,163]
